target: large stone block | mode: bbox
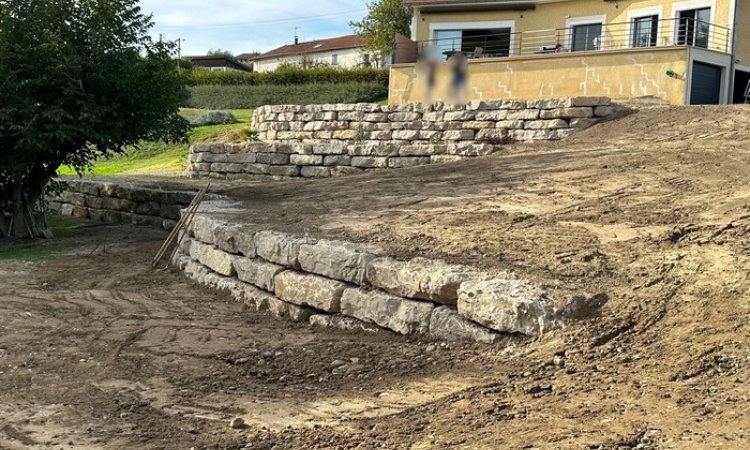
[351,156,389,168]
[274,270,348,313]
[254,231,313,268]
[233,257,284,291]
[524,119,569,130]
[540,107,593,119]
[366,257,477,305]
[442,130,475,141]
[340,288,433,335]
[197,244,235,276]
[506,109,540,120]
[290,154,324,166]
[309,314,382,333]
[429,306,499,344]
[298,240,377,285]
[457,279,560,336]
[323,155,352,166]
[255,153,290,165]
[571,96,611,107]
[300,166,331,178]
[388,156,431,168]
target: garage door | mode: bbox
[690,62,722,105]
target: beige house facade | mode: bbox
[390,0,749,104]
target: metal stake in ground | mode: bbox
[152,182,210,269]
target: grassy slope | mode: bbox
[57,109,253,177]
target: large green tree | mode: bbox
[0,0,189,238]
[350,0,411,63]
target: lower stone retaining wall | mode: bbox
[51,179,563,343]
[188,97,616,180]
[174,205,563,343]
[49,179,199,230]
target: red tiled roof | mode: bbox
[250,35,366,61]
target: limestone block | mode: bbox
[506,109,540,120]
[366,257,477,305]
[363,113,388,122]
[457,279,560,336]
[446,143,496,156]
[422,112,445,122]
[255,153,290,165]
[300,166,331,178]
[511,129,573,141]
[430,155,471,164]
[404,120,424,130]
[323,155,352,166]
[351,156,389,168]
[208,143,229,154]
[540,107,593,119]
[267,165,300,177]
[461,121,495,130]
[347,143,398,157]
[444,111,476,121]
[475,110,508,121]
[190,143,213,153]
[418,130,442,141]
[495,120,525,129]
[309,314,382,333]
[570,118,599,129]
[102,196,134,212]
[524,119,569,130]
[392,130,420,140]
[226,153,257,164]
[349,122,376,131]
[429,306,499,344]
[254,230,313,268]
[332,130,358,140]
[244,163,271,175]
[85,195,105,209]
[213,224,242,254]
[476,129,509,140]
[526,98,573,109]
[298,240,377,285]
[274,270,348,312]
[61,192,86,207]
[594,105,615,117]
[310,142,347,155]
[571,96,611,107]
[388,156,431,168]
[442,130,474,141]
[369,131,393,140]
[290,154,324,166]
[340,288,433,335]
[388,112,421,121]
[197,244,235,276]
[210,163,244,173]
[233,257,285,291]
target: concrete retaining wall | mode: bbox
[188,97,615,180]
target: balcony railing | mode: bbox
[409,18,731,62]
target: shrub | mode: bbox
[185,82,388,109]
[188,110,238,126]
[189,66,389,87]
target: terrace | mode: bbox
[405,17,731,61]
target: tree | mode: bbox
[207,49,234,57]
[0,0,189,239]
[350,0,411,63]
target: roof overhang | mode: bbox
[407,0,565,13]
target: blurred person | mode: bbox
[448,51,468,104]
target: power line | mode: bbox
[157,9,366,30]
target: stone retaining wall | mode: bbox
[188,97,615,180]
[175,205,563,343]
[49,179,198,230]
[51,179,564,343]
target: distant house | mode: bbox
[246,34,389,72]
[186,55,252,73]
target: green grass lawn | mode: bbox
[57,109,254,177]
[0,215,85,261]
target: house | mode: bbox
[186,55,252,72]
[390,0,750,104]
[247,34,389,72]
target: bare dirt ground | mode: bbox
[3,105,750,449]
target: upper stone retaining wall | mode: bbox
[188,97,615,180]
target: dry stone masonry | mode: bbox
[51,179,564,343]
[175,204,564,343]
[49,179,199,229]
[188,97,615,180]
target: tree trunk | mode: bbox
[8,185,35,239]
[0,213,8,238]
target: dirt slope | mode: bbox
[4,105,749,449]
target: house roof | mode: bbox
[186,55,252,72]
[250,34,366,61]
[404,0,538,6]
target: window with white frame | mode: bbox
[331,54,339,66]
[632,15,659,47]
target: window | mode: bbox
[571,23,603,52]
[677,7,711,48]
[331,54,338,66]
[363,53,371,66]
[433,28,511,59]
[632,15,659,47]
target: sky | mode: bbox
[139,0,369,57]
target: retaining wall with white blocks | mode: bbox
[188,97,616,180]
[175,209,563,343]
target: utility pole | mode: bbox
[294,26,300,45]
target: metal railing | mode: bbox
[410,18,731,61]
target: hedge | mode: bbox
[190,66,389,87]
[184,83,388,110]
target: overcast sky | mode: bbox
[139,0,368,57]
